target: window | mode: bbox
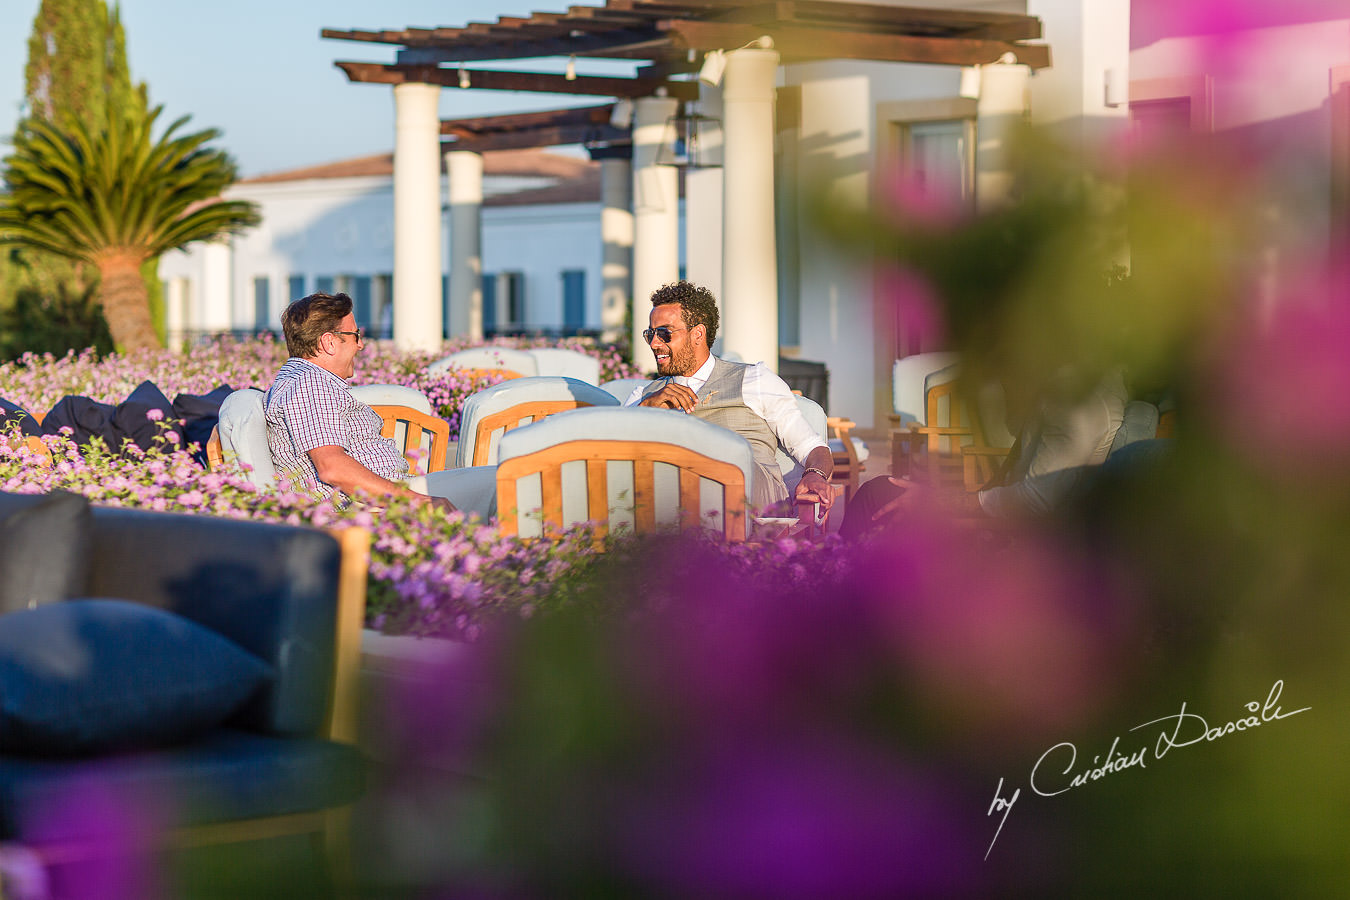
[562,270,585,331]
[1129,76,1213,135]
[374,274,393,339]
[1130,97,1193,145]
[287,275,305,304]
[878,98,978,215]
[315,276,335,295]
[442,275,450,338]
[482,274,496,332]
[252,277,270,330]
[483,272,524,334]
[351,276,373,330]
[877,101,977,359]
[901,119,974,208]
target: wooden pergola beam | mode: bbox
[439,104,616,136]
[336,61,699,100]
[442,123,630,152]
[660,19,1050,68]
[394,27,662,65]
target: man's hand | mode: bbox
[637,382,699,413]
[426,495,457,514]
[794,445,836,511]
[794,470,834,511]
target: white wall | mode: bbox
[786,59,966,428]
[482,202,604,330]
[1131,13,1350,306]
[158,173,616,340]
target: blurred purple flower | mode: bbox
[876,265,946,351]
[20,770,166,900]
[1206,262,1350,474]
[614,738,989,899]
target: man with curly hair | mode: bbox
[625,281,834,512]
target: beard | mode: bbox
[656,342,699,376]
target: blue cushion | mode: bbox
[0,600,273,756]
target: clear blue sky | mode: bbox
[1,0,616,176]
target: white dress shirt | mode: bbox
[625,355,827,464]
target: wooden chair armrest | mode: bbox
[323,525,370,745]
[961,445,1012,458]
[961,444,1011,493]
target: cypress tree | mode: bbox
[24,0,106,128]
[3,0,161,355]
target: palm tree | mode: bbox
[0,104,259,351]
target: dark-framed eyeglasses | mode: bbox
[642,325,688,344]
[332,328,363,343]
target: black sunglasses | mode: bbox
[642,325,688,344]
[332,329,363,342]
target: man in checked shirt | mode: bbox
[265,292,454,510]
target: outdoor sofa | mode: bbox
[0,490,368,875]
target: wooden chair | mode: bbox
[827,416,865,501]
[368,405,450,476]
[456,376,620,467]
[495,407,754,542]
[889,352,961,473]
[905,380,982,490]
[527,347,602,384]
[427,347,539,378]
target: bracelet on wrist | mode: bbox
[805,466,830,480]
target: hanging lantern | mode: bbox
[656,103,723,169]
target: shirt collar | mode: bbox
[686,354,716,388]
[294,356,352,388]
[670,354,716,390]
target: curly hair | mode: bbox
[281,292,353,358]
[649,281,719,345]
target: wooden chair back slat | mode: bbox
[541,466,565,532]
[586,459,609,537]
[633,459,657,533]
[679,468,702,531]
[472,400,597,466]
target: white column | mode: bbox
[720,47,779,372]
[1025,0,1131,154]
[685,84,724,328]
[165,276,189,351]
[393,82,443,351]
[446,149,483,341]
[975,54,1030,212]
[200,238,233,334]
[599,155,633,343]
[630,94,680,363]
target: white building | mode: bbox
[158,148,651,343]
[166,0,1350,430]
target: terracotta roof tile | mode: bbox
[240,148,594,184]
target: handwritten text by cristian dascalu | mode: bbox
[984,679,1310,860]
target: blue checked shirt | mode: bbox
[264,358,407,502]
